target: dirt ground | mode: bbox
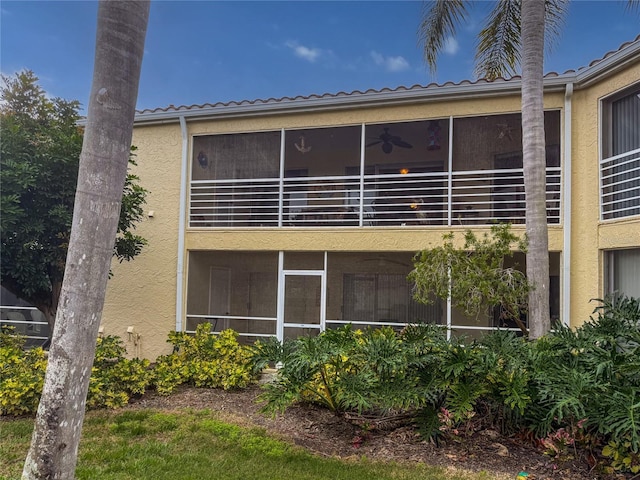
[125,384,623,480]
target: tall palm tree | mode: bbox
[419,0,567,339]
[22,1,149,478]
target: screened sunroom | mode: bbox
[189,111,561,228]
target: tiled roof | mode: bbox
[584,33,640,68]
[135,34,640,118]
[136,77,512,115]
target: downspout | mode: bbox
[562,83,573,327]
[446,116,454,339]
[175,116,189,331]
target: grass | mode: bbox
[0,408,500,480]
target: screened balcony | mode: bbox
[190,112,561,228]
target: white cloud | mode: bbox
[443,36,460,55]
[370,51,384,65]
[285,41,322,63]
[370,51,410,72]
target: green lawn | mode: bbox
[0,409,499,480]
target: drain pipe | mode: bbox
[175,116,189,331]
[562,83,573,327]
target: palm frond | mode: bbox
[418,0,470,74]
[543,0,569,55]
[474,0,568,79]
[626,0,640,13]
[475,0,521,80]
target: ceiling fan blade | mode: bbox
[393,140,413,148]
[366,140,382,147]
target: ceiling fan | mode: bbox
[366,127,413,154]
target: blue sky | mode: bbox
[1,1,639,113]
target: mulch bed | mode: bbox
[126,384,619,480]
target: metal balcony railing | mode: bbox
[0,305,50,346]
[189,167,562,228]
[600,147,640,220]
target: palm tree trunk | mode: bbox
[22,2,149,478]
[521,0,550,339]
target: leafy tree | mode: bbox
[409,224,531,332]
[22,2,150,478]
[0,70,147,328]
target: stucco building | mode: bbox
[99,36,640,359]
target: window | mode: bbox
[606,249,640,299]
[601,85,640,220]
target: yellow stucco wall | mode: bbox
[101,64,639,359]
[568,63,640,325]
[102,123,183,358]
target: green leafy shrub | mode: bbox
[152,324,256,395]
[527,297,639,437]
[87,335,151,409]
[1,329,151,414]
[0,326,46,415]
[253,295,640,474]
[602,437,640,474]
[252,325,449,417]
[522,296,640,472]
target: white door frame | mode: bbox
[276,252,327,342]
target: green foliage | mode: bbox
[409,224,530,328]
[0,329,152,414]
[527,297,640,448]
[3,295,638,475]
[114,146,148,263]
[0,70,148,321]
[253,325,456,417]
[522,296,640,473]
[254,296,640,474]
[253,324,534,442]
[87,335,151,409]
[0,71,82,315]
[152,324,256,395]
[602,438,640,474]
[0,326,46,415]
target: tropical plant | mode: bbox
[253,325,446,416]
[419,0,639,338]
[1,328,151,415]
[523,296,640,472]
[252,295,640,474]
